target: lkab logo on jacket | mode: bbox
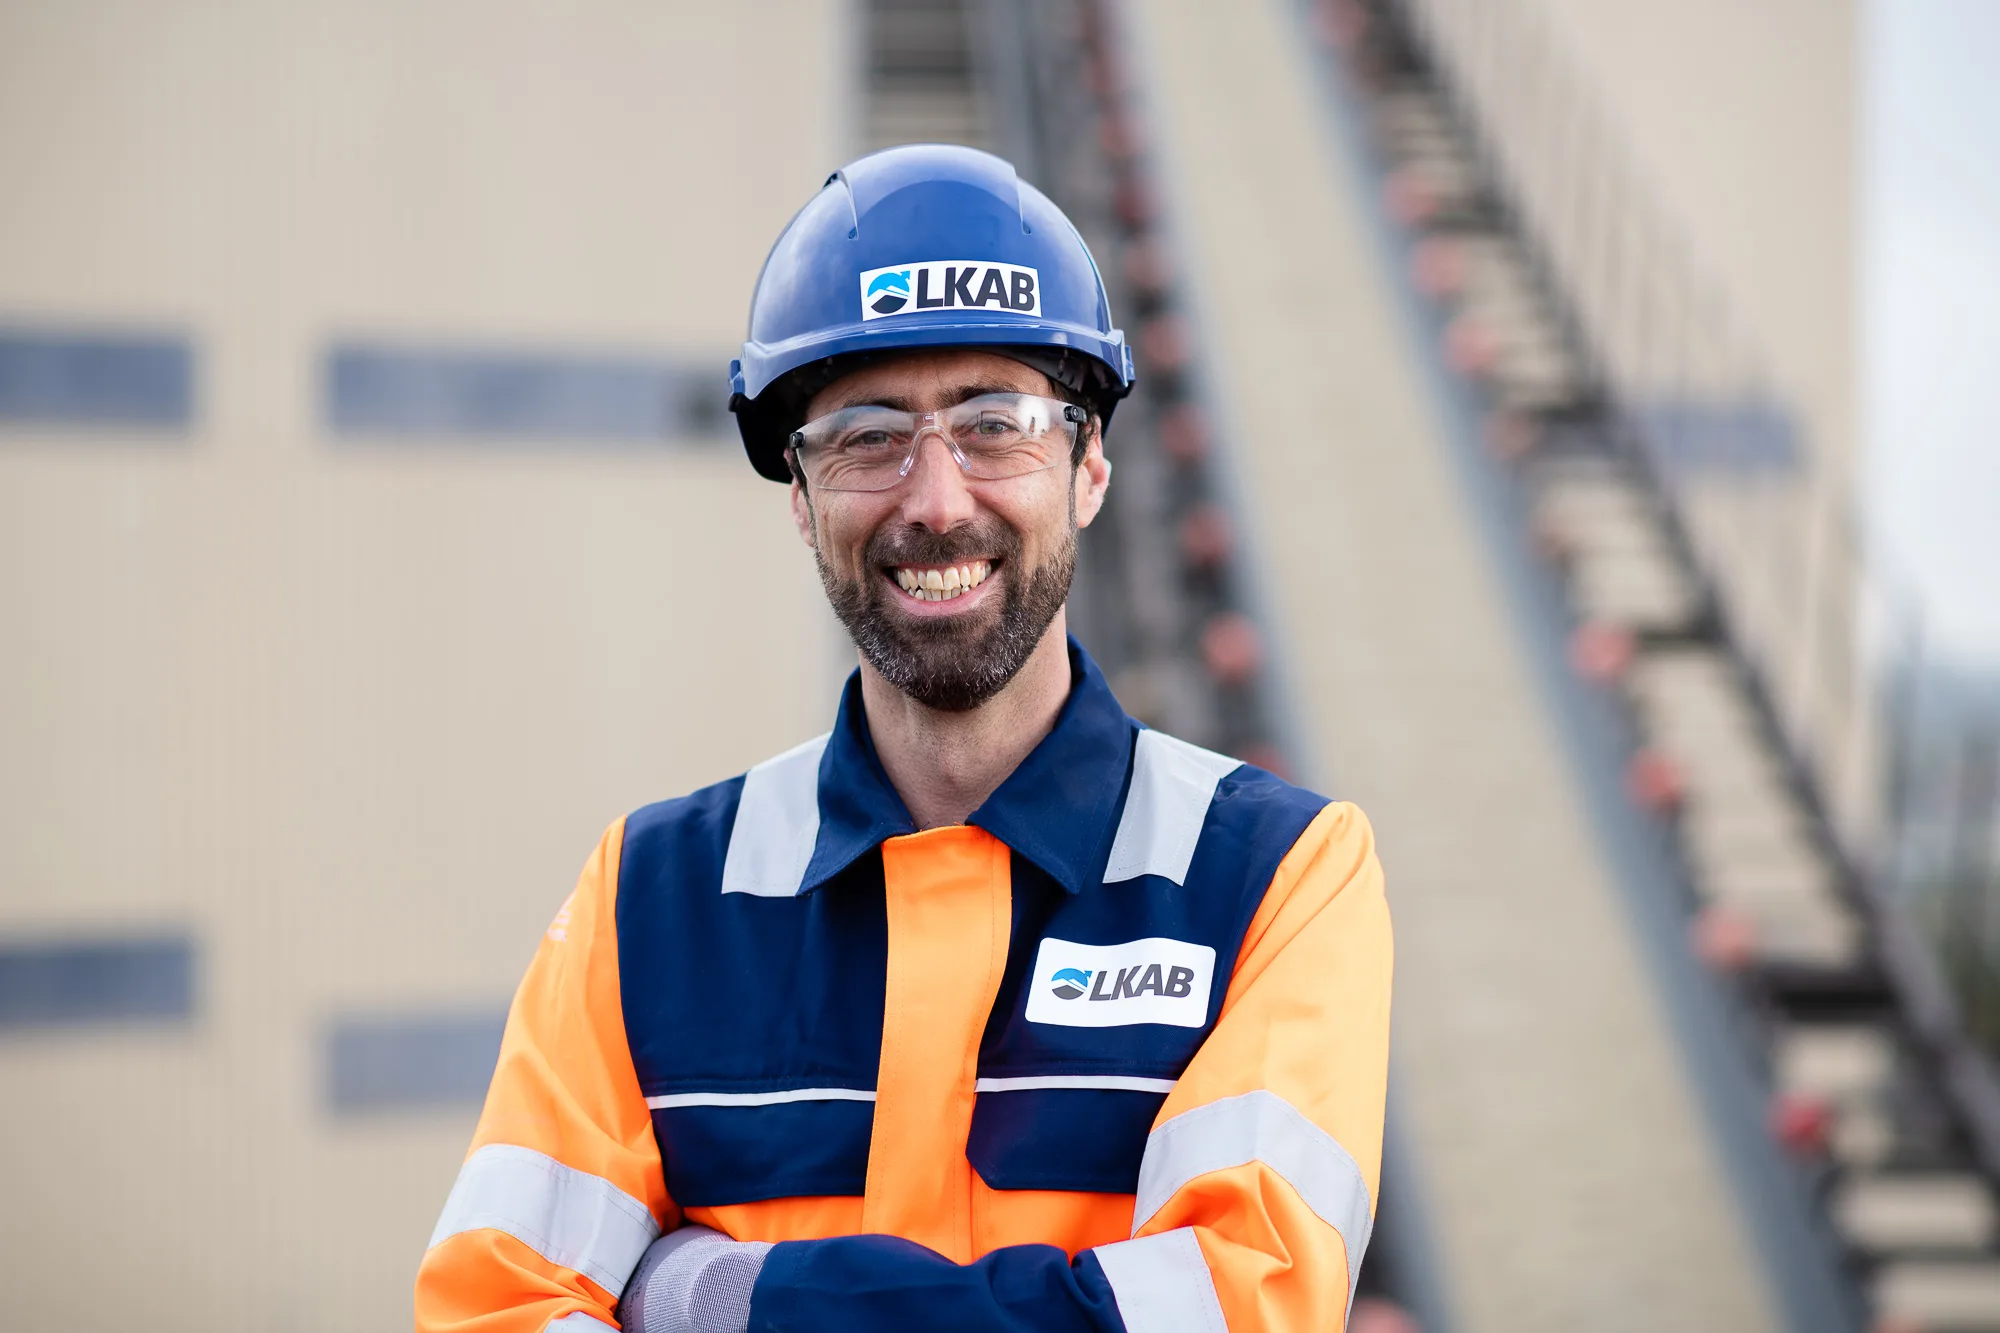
[1025,936,1215,1028]
[858,261,1042,320]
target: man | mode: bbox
[415,143,1391,1333]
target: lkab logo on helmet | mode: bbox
[859,261,1042,321]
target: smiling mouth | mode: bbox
[889,559,994,603]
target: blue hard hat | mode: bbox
[729,143,1136,482]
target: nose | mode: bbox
[895,429,979,532]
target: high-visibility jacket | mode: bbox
[415,640,1391,1332]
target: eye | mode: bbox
[840,427,902,452]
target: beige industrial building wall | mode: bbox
[1413,0,1858,478]
[0,2,841,1326]
[1524,0,1859,480]
[1411,0,1875,841]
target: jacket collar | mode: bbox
[799,637,1136,896]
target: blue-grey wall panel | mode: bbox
[0,330,194,428]
[325,1010,508,1112]
[0,937,196,1027]
[1635,398,1799,473]
[326,343,728,441]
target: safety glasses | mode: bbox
[788,392,1086,493]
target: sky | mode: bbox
[1863,0,2000,668]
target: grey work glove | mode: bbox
[617,1224,775,1333]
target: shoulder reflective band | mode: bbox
[974,1074,1177,1093]
[645,1087,876,1108]
[548,1314,616,1331]
[428,1144,661,1297]
[1134,1089,1373,1311]
[1091,1228,1227,1333]
[1103,730,1242,886]
[721,733,830,897]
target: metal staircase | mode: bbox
[1314,1,2000,1327]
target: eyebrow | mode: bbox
[829,380,1033,413]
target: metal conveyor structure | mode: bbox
[853,2,2000,1330]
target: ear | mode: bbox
[789,478,818,547]
[1073,426,1112,529]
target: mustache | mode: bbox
[865,520,1020,569]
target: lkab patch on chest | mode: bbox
[1023,936,1215,1028]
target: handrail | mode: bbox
[1391,0,1959,907]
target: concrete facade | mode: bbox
[1408,0,1876,844]
[0,2,840,1325]
[1521,0,1859,481]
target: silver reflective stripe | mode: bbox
[644,1087,875,1109]
[1092,1228,1227,1333]
[1103,731,1241,886]
[720,733,830,897]
[427,1144,660,1298]
[974,1075,1177,1094]
[1135,1090,1373,1310]
[547,1314,615,1331]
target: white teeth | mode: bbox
[943,565,962,591]
[923,569,944,591]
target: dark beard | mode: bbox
[817,514,1076,712]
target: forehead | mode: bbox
[807,348,1055,418]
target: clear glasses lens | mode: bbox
[791,393,1079,492]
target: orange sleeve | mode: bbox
[1095,801,1391,1333]
[415,818,676,1333]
